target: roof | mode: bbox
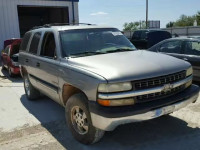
[134,29,164,32]
[30,24,115,32]
[51,25,115,31]
[166,37,200,41]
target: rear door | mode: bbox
[34,32,60,102]
[182,41,200,80]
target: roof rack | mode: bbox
[31,23,95,30]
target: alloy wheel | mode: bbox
[71,106,89,135]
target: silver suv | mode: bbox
[19,24,199,144]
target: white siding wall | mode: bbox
[0,0,79,50]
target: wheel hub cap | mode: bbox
[71,106,89,135]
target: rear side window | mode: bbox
[20,32,32,51]
[159,41,182,54]
[184,41,200,55]
[29,32,41,54]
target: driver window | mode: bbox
[159,41,182,54]
[41,32,56,59]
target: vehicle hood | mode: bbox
[67,50,191,83]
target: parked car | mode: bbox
[130,29,172,49]
[149,38,200,81]
[1,39,21,77]
[4,38,21,49]
[19,24,199,145]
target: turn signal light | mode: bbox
[97,98,135,107]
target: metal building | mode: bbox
[0,0,79,50]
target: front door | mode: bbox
[35,32,60,103]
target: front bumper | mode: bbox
[90,84,199,131]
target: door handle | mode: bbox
[183,58,188,61]
[25,59,29,62]
[36,62,40,67]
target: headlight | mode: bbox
[186,67,193,77]
[98,82,132,93]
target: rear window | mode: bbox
[29,32,41,54]
[20,32,32,51]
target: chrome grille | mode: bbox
[134,71,186,90]
[133,71,187,103]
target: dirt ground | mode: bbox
[1,68,200,150]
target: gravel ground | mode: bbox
[1,68,200,150]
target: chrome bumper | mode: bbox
[91,92,199,131]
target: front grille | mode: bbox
[134,71,186,90]
[133,71,187,103]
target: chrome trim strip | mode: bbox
[98,76,193,99]
[92,93,199,131]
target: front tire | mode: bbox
[24,75,40,100]
[65,93,105,145]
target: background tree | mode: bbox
[166,21,174,28]
[123,21,146,31]
[166,11,200,28]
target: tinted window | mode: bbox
[184,41,200,55]
[159,41,182,53]
[11,43,20,56]
[20,32,32,51]
[29,32,41,54]
[41,32,56,58]
[132,31,142,40]
[140,31,148,40]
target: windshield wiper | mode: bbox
[69,51,106,58]
[104,48,134,53]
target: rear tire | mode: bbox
[24,75,40,100]
[65,93,105,145]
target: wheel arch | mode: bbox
[62,83,88,106]
[20,66,28,77]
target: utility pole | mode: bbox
[146,0,148,29]
[72,0,75,24]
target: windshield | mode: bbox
[60,28,136,57]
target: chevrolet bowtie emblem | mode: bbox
[162,84,174,92]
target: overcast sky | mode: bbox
[79,0,200,30]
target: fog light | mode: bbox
[97,98,135,107]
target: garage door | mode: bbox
[17,6,69,37]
